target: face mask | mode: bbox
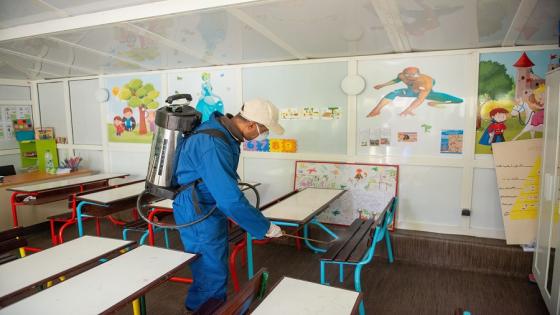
[253,124,269,141]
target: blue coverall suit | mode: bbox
[173,112,271,310]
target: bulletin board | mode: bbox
[0,105,33,150]
[243,62,348,154]
[167,69,240,120]
[356,53,471,157]
[294,161,399,225]
[103,74,163,144]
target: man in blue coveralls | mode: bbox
[173,99,285,313]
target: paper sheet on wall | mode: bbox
[492,138,542,245]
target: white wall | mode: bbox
[32,45,557,239]
[0,81,33,172]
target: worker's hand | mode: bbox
[265,223,283,238]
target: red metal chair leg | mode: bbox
[229,241,246,293]
[95,218,101,236]
[49,219,58,245]
[58,219,76,244]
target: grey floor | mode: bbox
[16,219,549,315]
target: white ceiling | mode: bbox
[0,0,558,80]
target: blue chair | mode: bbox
[319,197,397,315]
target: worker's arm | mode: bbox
[198,139,271,239]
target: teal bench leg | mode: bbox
[163,229,170,248]
[355,264,365,315]
[339,264,344,282]
[385,228,394,263]
[320,261,327,285]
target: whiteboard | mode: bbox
[69,79,102,145]
[0,85,30,100]
[357,54,471,157]
[242,157,295,207]
[75,149,104,172]
[167,69,241,118]
[295,161,398,225]
[397,165,463,227]
[38,82,68,137]
[109,151,149,176]
[471,168,504,235]
[243,63,347,154]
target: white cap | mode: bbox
[240,99,285,135]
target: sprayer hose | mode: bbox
[136,182,261,229]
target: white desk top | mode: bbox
[76,181,145,205]
[8,173,128,193]
[0,246,196,315]
[0,236,133,301]
[252,277,360,315]
[148,182,261,210]
[261,188,345,223]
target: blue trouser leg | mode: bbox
[176,208,229,311]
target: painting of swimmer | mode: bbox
[366,66,463,117]
[196,72,225,122]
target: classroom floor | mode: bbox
[20,220,548,315]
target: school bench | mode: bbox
[319,197,397,315]
[193,268,269,315]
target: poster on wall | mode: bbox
[0,105,32,148]
[476,50,560,154]
[168,69,239,120]
[294,161,398,225]
[357,54,469,157]
[104,75,162,143]
[492,138,542,245]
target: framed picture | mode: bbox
[35,127,54,140]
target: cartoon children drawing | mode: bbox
[147,110,156,133]
[113,116,124,136]
[122,107,136,132]
[367,66,463,117]
[479,108,509,145]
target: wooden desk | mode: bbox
[0,245,197,315]
[0,236,133,304]
[0,170,94,231]
[252,277,361,315]
[261,188,346,224]
[5,173,131,245]
[0,169,92,188]
[246,188,345,278]
[75,182,155,237]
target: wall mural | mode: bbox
[104,74,162,143]
[476,50,560,154]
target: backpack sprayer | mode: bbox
[136,94,260,229]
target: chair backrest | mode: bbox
[371,197,398,245]
[0,165,16,176]
[194,268,269,315]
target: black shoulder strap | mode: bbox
[193,129,230,146]
[173,128,231,212]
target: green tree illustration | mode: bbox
[478,61,514,100]
[117,79,160,135]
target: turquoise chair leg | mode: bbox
[339,263,344,283]
[139,231,149,245]
[385,229,394,263]
[247,233,254,279]
[355,265,365,315]
[163,229,170,248]
[122,229,128,240]
[320,261,326,285]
